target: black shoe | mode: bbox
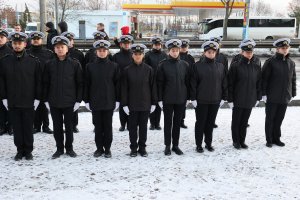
[149,124,155,130]
[233,143,241,149]
[155,125,162,130]
[14,152,23,161]
[33,128,41,134]
[43,127,53,134]
[73,127,79,133]
[196,146,204,153]
[119,126,125,132]
[274,140,285,147]
[66,150,77,157]
[52,150,64,159]
[8,128,14,135]
[205,145,215,152]
[130,149,138,157]
[138,148,148,157]
[25,153,33,160]
[164,146,171,156]
[240,143,248,149]
[104,149,112,158]
[213,124,218,128]
[172,146,183,155]
[93,149,104,158]
[180,123,188,129]
[266,143,272,148]
[0,127,6,135]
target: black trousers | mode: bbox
[50,107,74,151]
[195,104,219,147]
[181,108,186,124]
[231,107,252,144]
[92,110,114,150]
[149,103,161,127]
[265,103,288,143]
[119,107,128,128]
[34,103,50,130]
[10,108,34,154]
[0,103,12,131]
[163,104,185,147]
[128,111,149,150]
[73,110,78,128]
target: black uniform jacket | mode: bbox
[0,51,42,108]
[43,55,83,108]
[84,57,120,111]
[145,49,168,73]
[228,56,262,109]
[190,57,228,104]
[157,56,190,105]
[121,62,157,111]
[262,53,296,104]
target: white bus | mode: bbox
[198,17,296,40]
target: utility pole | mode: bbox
[55,0,59,27]
[40,0,47,32]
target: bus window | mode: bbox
[227,19,243,27]
[203,20,223,34]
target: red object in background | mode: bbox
[121,26,130,35]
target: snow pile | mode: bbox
[0,108,299,199]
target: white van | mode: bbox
[25,22,41,34]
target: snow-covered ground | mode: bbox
[0,107,299,200]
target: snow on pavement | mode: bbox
[0,107,299,200]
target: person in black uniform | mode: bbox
[190,41,227,153]
[43,36,83,159]
[61,31,85,133]
[209,37,229,128]
[27,31,54,134]
[84,31,109,66]
[230,38,261,128]
[179,39,195,129]
[84,40,120,158]
[262,38,297,148]
[157,39,190,156]
[121,44,157,157]
[112,35,134,132]
[0,29,13,136]
[145,36,168,131]
[231,38,261,66]
[228,40,262,150]
[0,32,42,161]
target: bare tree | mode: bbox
[251,0,272,16]
[221,0,235,40]
[85,0,105,10]
[289,0,300,36]
[47,0,82,22]
[0,6,16,27]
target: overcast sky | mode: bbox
[6,0,293,16]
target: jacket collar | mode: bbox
[168,55,180,62]
[96,56,109,63]
[203,56,215,63]
[13,49,26,60]
[275,52,290,61]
